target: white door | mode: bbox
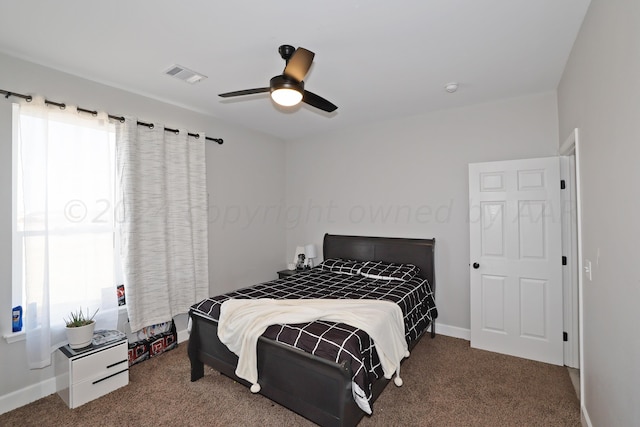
[469,157,563,365]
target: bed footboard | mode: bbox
[189,312,365,427]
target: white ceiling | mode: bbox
[0,0,590,141]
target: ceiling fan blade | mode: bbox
[283,47,315,82]
[218,87,269,98]
[302,90,338,112]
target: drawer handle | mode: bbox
[106,359,128,369]
[92,368,128,385]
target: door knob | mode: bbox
[472,262,480,269]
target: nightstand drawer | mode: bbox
[72,367,129,408]
[72,341,128,383]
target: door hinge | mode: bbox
[563,332,568,342]
[562,256,567,266]
[560,180,566,190]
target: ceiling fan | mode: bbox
[218,45,337,113]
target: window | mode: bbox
[12,101,119,361]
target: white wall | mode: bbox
[285,92,559,332]
[557,0,640,425]
[0,52,286,406]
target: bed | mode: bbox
[188,233,437,426]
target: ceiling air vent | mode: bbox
[164,64,207,84]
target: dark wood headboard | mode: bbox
[323,233,436,291]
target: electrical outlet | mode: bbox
[584,259,592,281]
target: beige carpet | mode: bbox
[0,335,580,426]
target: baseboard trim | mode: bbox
[581,404,592,427]
[1,328,190,416]
[0,377,56,415]
[429,322,471,341]
[177,328,189,344]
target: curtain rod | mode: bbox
[1,88,224,144]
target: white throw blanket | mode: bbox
[217,298,410,413]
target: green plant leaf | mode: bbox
[64,307,99,328]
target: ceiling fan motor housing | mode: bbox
[270,75,304,93]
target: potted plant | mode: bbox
[64,307,98,349]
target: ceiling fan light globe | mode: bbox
[271,88,303,107]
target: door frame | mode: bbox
[560,154,579,368]
[559,128,584,400]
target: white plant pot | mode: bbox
[65,322,96,349]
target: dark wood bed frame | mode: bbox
[188,233,436,427]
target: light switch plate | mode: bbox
[584,259,592,281]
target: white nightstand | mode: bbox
[55,338,129,408]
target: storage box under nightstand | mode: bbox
[55,338,129,408]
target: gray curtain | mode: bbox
[116,118,209,332]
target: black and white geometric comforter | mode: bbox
[190,269,437,412]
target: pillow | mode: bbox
[359,261,420,281]
[318,258,365,275]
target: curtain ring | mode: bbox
[195,134,200,139]
[149,123,154,129]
